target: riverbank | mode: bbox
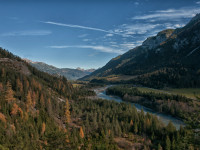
[92,86,185,129]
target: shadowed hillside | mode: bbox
[81,14,200,88]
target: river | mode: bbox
[94,86,185,130]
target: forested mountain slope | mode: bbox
[0,48,75,149]
[0,48,199,149]
[82,14,200,88]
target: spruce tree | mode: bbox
[165,136,171,150]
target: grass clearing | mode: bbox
[167,88,200,100]
[72,83,83,88]
[106,75,137,81]
[136,87,200,100]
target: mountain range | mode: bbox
[24,59,95,80]
[81,14,200,88]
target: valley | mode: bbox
[1,47,199,149]
[24,59,95,80]
[0,7,200,149]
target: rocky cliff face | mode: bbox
[173,15,200,53]
[142,29,174,50]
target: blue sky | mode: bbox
[0,0,199,69]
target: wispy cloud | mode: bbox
[48,45,124,54]
[43,21,111,33]
[42,21,126,36]
[115,23,161,36]
[165,23,185,29]
[105,33,114,37]
[153,9,176,13]
[196,1,200,5]
[120,43,135,49]
[1,30,52,36]
[132,7,200,20]
[82,39,90,42]
[134,2,139,5]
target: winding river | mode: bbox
[94,86,185,129]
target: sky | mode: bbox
[0,0,199,69]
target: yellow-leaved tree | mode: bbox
[80,127,84,139]
[65,98,70,127]
[65,98,71,144]
[5,81,15,102]
[41,122,46,135]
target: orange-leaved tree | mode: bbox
[80,127,84,139]
[65,98,70,127]
[5,81,15,102]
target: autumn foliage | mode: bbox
[0,112,6,123]
[5,81,15,102]
[10,103,23,118]
[41,122,46,135]
[79,127,84,139]
[65,98,70,126]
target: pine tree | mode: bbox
[65,98,70,127]
[47,98,52,115]
[165,136,171,150]
[40,94,45,108]
[1,68,6,82]
[5,81,15,102]
[0,82,4,101]
[158,143,163,150]
[166,121,176,133]
[171,136,176,150]
[16,78,23,93]
[134,121,138,134]
[26,90,32,112]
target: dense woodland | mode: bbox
[89,66,200,88]
[0,47,199,150]
[126,67,200,89]
[106,85,200,129]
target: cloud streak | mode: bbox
[132,8,200,20]
[44,21,110,32]
[48,45,124,54]
[1,30,52,36]
[42,21,126,36]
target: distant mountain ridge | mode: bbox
[81,14,200,88]
[24,59,95,80]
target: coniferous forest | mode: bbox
[0,47,200,150]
